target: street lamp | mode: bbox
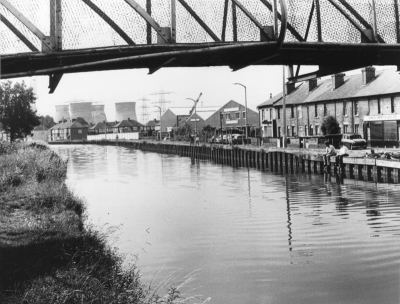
[154,105,162,141]
[234,83,248,142]
[186,93,202,134]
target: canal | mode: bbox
[52,144,400,304]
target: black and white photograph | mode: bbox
[1,1,400,303]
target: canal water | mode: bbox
[52,145,400,304]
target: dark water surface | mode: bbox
[52,145,400,304]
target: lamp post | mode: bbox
[234,83,248,143]
[186,93,202,134]
[154,105,162,141]
[99,113,107,139]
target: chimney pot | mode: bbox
[331,73,345,90]
[309,78,318,92]
[362,66,376,85]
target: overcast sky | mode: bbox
[10,64,394,122]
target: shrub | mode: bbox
[321,116,340,135]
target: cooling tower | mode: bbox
[115,102,137,121]
[91,104,106,124]
[70,102,93,124]
[55,105,70,123]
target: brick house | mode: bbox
[185,100,259,135]
[258,67,400,147]
[160,107,191,133]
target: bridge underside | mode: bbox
[2,41,400,80]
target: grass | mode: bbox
[0,141,208,304]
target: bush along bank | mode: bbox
[0,142,195,304]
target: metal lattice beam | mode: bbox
[259,0,304,42]
[81,0,135,45]
[177,0,221,42]
[232,0,273,40]
[0,13,38,51]
[0,0,55,50]
[124,0,170,43]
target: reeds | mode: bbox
[0,142,207,303]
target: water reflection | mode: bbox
[51,145,400,304]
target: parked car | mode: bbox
[213,135,224,144]
[341,134,367,150]
[232,134,246,145]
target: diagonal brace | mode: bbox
[81,0,135,45]
[0,0,55,50]
[259,0,304,42]
[177,0,221,42]
[232,0,273,40]
[326,0,374,42]
[148,58,176,74]
[0,13,38,51]
[124,0,170,43]
[48,73,63,93]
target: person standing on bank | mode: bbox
[323,141,336,167]
[336,142,349,168]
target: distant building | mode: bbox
[49,120,88,141]
[89,122,115,135]
[160,107,192,132]
[32,125,49,142]
[186,101,259,135]
[257,67,400,147]
[113,118,144,133]
[145,119,159,131]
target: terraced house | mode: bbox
[257,67,400,148]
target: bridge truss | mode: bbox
[1,0,400,93]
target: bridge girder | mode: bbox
[2,0,400,92]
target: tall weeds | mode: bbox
[0,142,207,303]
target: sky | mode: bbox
[9,64,395,123]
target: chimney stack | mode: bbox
[309,78,318,92]
[286,83,296,95]
[331,73,345,89]
[362,66,376,85]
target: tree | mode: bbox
[41,115,56,129]
[176,122,192,136]
[0,81,41,141]
[321,116,340,135]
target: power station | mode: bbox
[115,102,137,122]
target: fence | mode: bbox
[88,132,139,141]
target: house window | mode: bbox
[78,130,82,134]
[378,98,381,114]
[242,111,246,119]
[315,104,318,117]
[324,103,327,116]
[298,106,302,119]
[220,112,224,120]
[355,124,359,134]
[236,112,240,119]
[309,125,314,136]
[278,126,281,137]
[315,125,319,135]
[225,113,230,120]
[354,101,359,116]
[292,126,296,137]
[391,97,395,113]
[287,125,290,137]
[305,125,308,136]
[344,124,348,133]
[291,106,294,118]
[343,101,347,116]
[277,108,281,119]
[270,109,272,120]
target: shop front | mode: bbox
[364,114,400,148]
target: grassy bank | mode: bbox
[0,142,199,303]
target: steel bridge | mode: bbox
[1,0,400,93]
